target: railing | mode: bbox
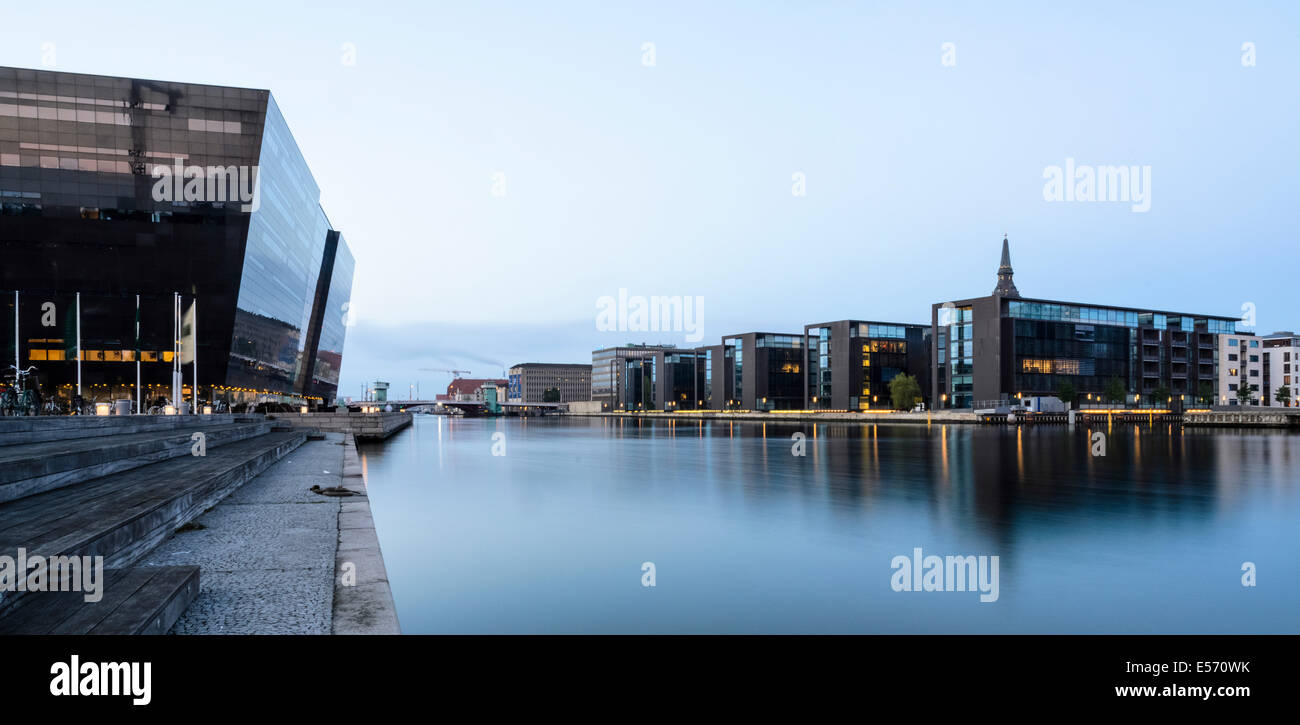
[971,399,1011,409]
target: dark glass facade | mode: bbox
[0,67,352,408]
[591,344,678,410]
[722,333,804,411]
[932,296,1240,409]
[804,320,931,410]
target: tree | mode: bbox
[1150,385,1171,405]
[1275,384,1291,407]
[1055,380,1077,409]
[889,373,921,411]
[542,387,561,402]
[1197,382,1214,406]
[1103,377,1126,405]
[1236,383,1258,406]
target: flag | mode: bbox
[179,299,196,365]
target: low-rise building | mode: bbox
[443,378,508,403]
[1260,332,1299,407]
[507,363,592,403]
[1217,333,1265,405]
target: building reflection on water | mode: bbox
[361,415,1300,633]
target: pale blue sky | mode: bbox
[4,1,1297,400]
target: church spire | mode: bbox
[993,234,1020,297]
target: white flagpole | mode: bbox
[75,292,81,399]
[174,293,180,407]
[12,291,17,376]
[191,297,198,413]
[136,294,141,414]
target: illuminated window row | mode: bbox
[29,349,175,362]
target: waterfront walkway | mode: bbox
[0,416,398,635]
[138,432,399,634]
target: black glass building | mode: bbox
[803,320,931,410]
[0,67,353,409]
[720,332,804,411]
[930,237,1240,409]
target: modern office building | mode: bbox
[693,344,730,410]
[931,236,1240,409]
[506,362,592,403]
[591,343,680,411]
[720,332,804,411]
[0,67,354,408]
[804,320,931,410]
[611,348,706,411]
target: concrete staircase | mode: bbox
[0,417,273,503]
[0,415,305,633]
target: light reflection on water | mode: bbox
[360,415,1300,634]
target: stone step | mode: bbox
[0,413,264,446]
[0,430,305,613]
[0,421,273,504]
[0,565,199,635]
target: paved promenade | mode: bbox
[139,432,399,634]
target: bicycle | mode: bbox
[146,397,173,415]
[1,366,42,416]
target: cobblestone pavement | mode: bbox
[139,432,347,634]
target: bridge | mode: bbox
[375,400,568,416]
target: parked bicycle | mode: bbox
[146,396,173,415]
[1,365,43,416]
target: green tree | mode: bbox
[1275,384,1291,407]
[1150,385,1171,405]
[1055,380,1077,409]
[542,387,561,402]
[1197,382,1215,406]
[1236,383,1258,405]
[1103,377,1126,404]
[889,373,921,411]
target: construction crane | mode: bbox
[418,368,471,377]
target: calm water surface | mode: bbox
[360,415,1300,633]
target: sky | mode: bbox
[3,1,1298,400]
